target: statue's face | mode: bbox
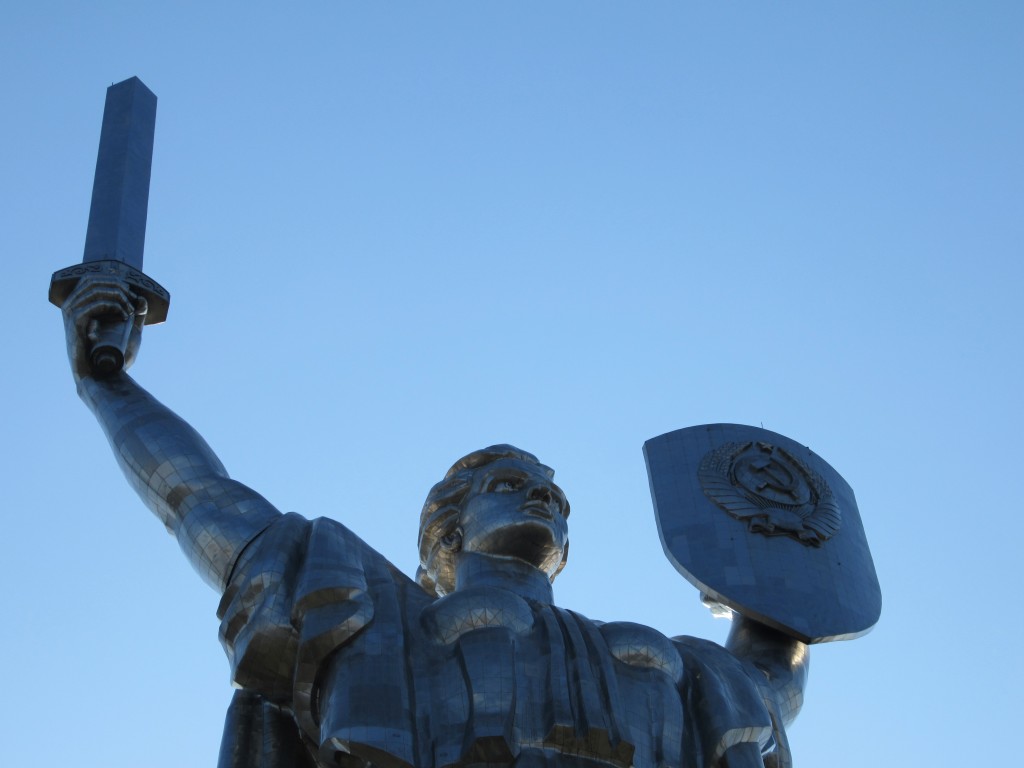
[458,457,569,577]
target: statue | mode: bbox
[54,78,879,768]
[60,274,814,768]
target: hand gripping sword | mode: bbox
[49,76,170,377]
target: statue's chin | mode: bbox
[472,522,565,576]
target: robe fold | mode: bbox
[216,513,791,768]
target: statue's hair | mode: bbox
[417,444,569,596]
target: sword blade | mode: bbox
[82,76,157,268]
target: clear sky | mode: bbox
[3,2,1022,765]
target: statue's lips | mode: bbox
[521,503,554,520]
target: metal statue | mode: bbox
[56,78,880,768]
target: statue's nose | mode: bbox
[528,485,553,504]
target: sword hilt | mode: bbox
[49,259,170,377]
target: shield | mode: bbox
[644,424,881,643]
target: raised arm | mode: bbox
[725,614,809,728]
[63,275,280,590]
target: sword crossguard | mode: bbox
[49,259,170,377]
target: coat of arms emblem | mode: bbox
[698,440,841,546]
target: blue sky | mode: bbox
[3,3,1022,765]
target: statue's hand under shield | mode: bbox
[62,274,148,381]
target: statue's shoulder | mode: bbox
[305,515,420,588]
[237,512,403,569]
[223,512,416,613]
[670,633,777,717]
[671,633,751,676]
[670,633,723,655]
[597,620,685,683]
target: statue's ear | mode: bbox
[440,527,463,553]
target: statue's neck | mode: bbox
[452,551,554,604]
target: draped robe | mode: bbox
[216,514,791,768]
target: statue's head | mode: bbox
[418,444,570,596]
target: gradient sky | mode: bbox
[3,3,1022,765]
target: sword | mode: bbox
[49,76,170,377]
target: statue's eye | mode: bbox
[492,478,522,493]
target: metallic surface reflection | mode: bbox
[62,275,833,768]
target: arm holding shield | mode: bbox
[645,425,880,729]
